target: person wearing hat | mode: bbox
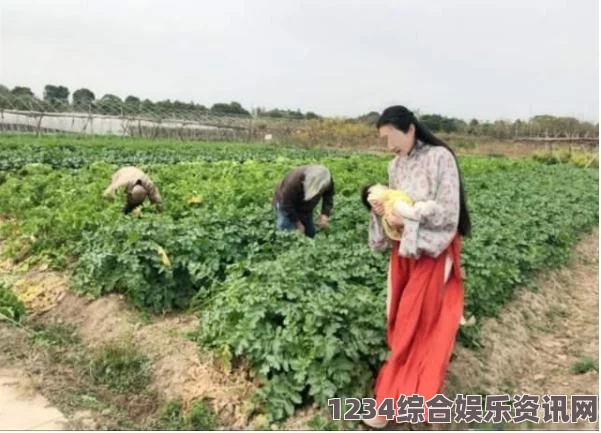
[272,164,335,238]
[103,166,163,214]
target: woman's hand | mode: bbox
[386,213,404,229]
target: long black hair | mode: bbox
[376,105,472,237]
[360,184,374,211]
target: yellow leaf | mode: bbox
[157,246,171,267]
[187,195,204,206]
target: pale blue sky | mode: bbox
[0,0,598,121]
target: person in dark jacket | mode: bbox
[272,164,335,238]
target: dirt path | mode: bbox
[0,368,67,430]
[0,243,256,429]
[447,228,599,429]
[42,293,256,426]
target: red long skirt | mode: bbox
[374,234,464,420]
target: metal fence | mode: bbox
[0,95,265,141]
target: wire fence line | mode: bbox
[0,95,598,151]
[0,95,363,147]
[0,108,253,140]
[0,95,270,141]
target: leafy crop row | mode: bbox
[194,165,598,420]
[0,134,350,171]
[0,137,597,422]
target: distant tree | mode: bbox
[210,101,250,116]
[530,115,558,137]
[419,114,442,132]
[261,109,284,118]
[305,111,320,120]
[555,116,580,137]
[43,84,70,107]
[451,118,468,134]
[479,122,493,137]
[418,114,466,133]
[420,114,454,132]
[124,95,141,105]
[172,100,197,116]
[154,100,174,118]
[228,101,250,116]
[124,95,141,114]
[11,86,35,98]
[140,99,155,116]
[512,119,523,137]
[195,104,208,114]
[467,118,480,135]
[72,88,95,111]
[286,109,302,119]
[8,86,37,110]
[0,85,10,109]
[491,120,511,139]
[97,94,123,115]
[579,121,597,137]
[187,103,208,120]
[357,111,380,125]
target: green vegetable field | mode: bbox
[0,133,597,422]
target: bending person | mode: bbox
[272,164,334,238]
[103,166,163,214]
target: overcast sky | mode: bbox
[0,0,598,121]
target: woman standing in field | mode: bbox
[364,106,471,428]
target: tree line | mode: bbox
[0,83,597,138]
[0,84,322,120]
[358,111,598,139]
